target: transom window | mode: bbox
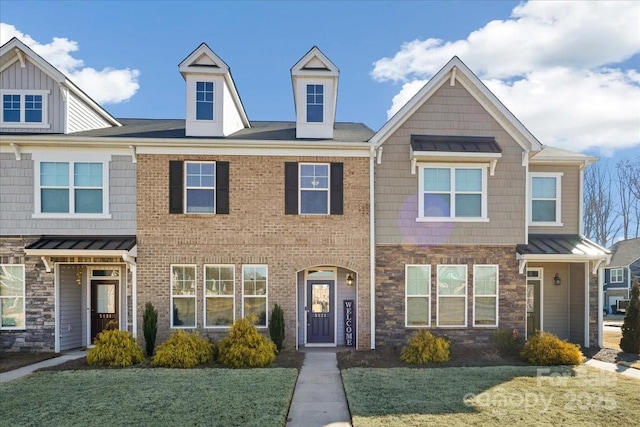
[196,81,214,120]
[1,90,49,127]
[405,265,431,327]
[185,161,216,213]
[204,265,234,328]
[419,165,487,221]
[530,173,562,225]
[437,265,467,327]
[0,265,25,329]
[300,163,329,214]
[610,268,623,283]
[242,265,268,327]
[38,161,105,215]
[171,265,196,328]
[306,84,323,123]
[473,265,498,327]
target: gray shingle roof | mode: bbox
[69,119,374,142]
[608,238,640,267]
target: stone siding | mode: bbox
[375,245,524,348]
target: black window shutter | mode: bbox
[330,162,343,215]
[169,160,183,214]
[216,161,230,214]
[284,162,298,215]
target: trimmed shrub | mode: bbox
[521,331,584,365]
[620,280,640,354]
[218,316,276,368]
[400,330,450,364]
[143,302,158,356]
[269,303,285,353]
[151,330,214,368]
[87,329,144,367]
[492,328,524,356]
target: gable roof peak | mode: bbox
[291,46,339,76]
[179,42,230,78]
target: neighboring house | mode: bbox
[0,38,137,352]
[1,37,611,353]
[604,238,640,313]
[370,57,609,348]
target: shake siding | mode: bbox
[529,164,580,234]
[0,153,136,235]
[375,82,527,246]
[67,93,111,133]
[0,60,64,133]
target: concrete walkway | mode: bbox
[286,350,351,427]
[585,358,640,380]
[0,350,86,383]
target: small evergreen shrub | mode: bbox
[143,302,158,357]
[492,328,524,356]
[521,331,584,365]
[87,329,144,367]
[400,330,450,364]
[151,330,214,368]
[218,316,276,368]
[269,303,285,353]
[620,280,640,354]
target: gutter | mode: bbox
[369,146,376,349]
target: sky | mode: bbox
[1,0,639,163]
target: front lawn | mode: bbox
[0,368,297,426]
[342,365,640,426]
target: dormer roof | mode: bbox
[290,46,339,77]
[178,42,249,128]
[0,37,121,127]
[370,56,543,152]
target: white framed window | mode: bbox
[610,268,624,284]
[185,161,216,213]
[196,81,214,120]
[33,153,110,218]
[306,84,323,123]
[0,265,25,330]
[530,172,563,226]
[405,265,431,327]
[204,265,234,328]
[0,89,50,128]
[242,265,268,327]
[171,265,196,328]
[473,265,499,327]
[418,164,488,222]
[436,265,467,327]
[299,163,329,214]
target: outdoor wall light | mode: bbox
[346,273,354,287]
[554,273,561,286]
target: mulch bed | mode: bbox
[0,352,59,374]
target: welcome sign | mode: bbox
[344,300,355,347]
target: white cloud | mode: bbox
[372,1,640,154]
[1,23,139,104]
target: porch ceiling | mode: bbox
[517,235,609,258]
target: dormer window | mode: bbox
[1,90,49,128]
[196,82,214,120]
[306,84,323,123]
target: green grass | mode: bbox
[342,366,640,426]
[0,368,297,427]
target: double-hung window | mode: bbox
[171,265,196,328]
[473,265,498,327]
[0,265,25,329]
[437,265,467,327]
[419,165,487,221]
[306,84,323,122]
[204,265,234,327]
[405,265,431,327]
[36,158,108,216]
[1,90,49,128]
[285,162,343,215]
[169,160,229,214]
[530,173,562,225]
[610,268,623,284]
[299,163,329,214]
[196,81,214,120]
[186,162,215,213]
[242,265,267,327]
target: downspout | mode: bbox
[369,146,376,349]
[122,252,137,338]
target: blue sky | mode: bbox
[1,1,639,163]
